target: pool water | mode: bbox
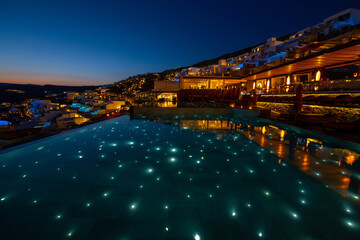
[0,115,360,239]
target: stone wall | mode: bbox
[257,102,360,121]
[132,107,231,115]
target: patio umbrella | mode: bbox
[294,83,304,113]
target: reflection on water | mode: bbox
[140,102,178,108]
[1,114,360,239]
[157,101,177,108]
[173,119,360,200]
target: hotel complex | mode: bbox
[2,7,360,240]
[142,9,360,111]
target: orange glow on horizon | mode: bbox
[0,71,104,86]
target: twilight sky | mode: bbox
[0,0,359,86]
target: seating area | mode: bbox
[178,88,241,103]
[259,94,360,106]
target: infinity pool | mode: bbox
[0,115,360,239]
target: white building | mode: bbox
[180,67,201,76]
[30,100,60,114]
[56,111,89,128]
[263,37,283,57]
[320,8,360,33]
[66,92,79,101]
[105,101,126,111]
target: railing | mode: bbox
[236,27,360,77]
[257,78,360,94]
[303,79,360,92]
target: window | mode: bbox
[339,13,350,21]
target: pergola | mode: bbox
[180,76,246,89]
[244,39,360,81]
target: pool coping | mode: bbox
[0,114,129,154]
[258,117,360,152]
[1,112,359,155]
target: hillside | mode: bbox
[0,83,99,103]
[111,32,294,93]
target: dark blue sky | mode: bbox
[0,0,359,85]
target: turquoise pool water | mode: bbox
[0,115,360,239]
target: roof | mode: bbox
[244,39,360,81]
[15,121,42,130]
[181,76,246,80]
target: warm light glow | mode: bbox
[157,92,177,101]
[345,154,357,165]
[300,155,310,171]
[279,130,285,141]
[306,138,322,148]
[261,126,266,135]
[286,76,290,85]
[315,71,321,81]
